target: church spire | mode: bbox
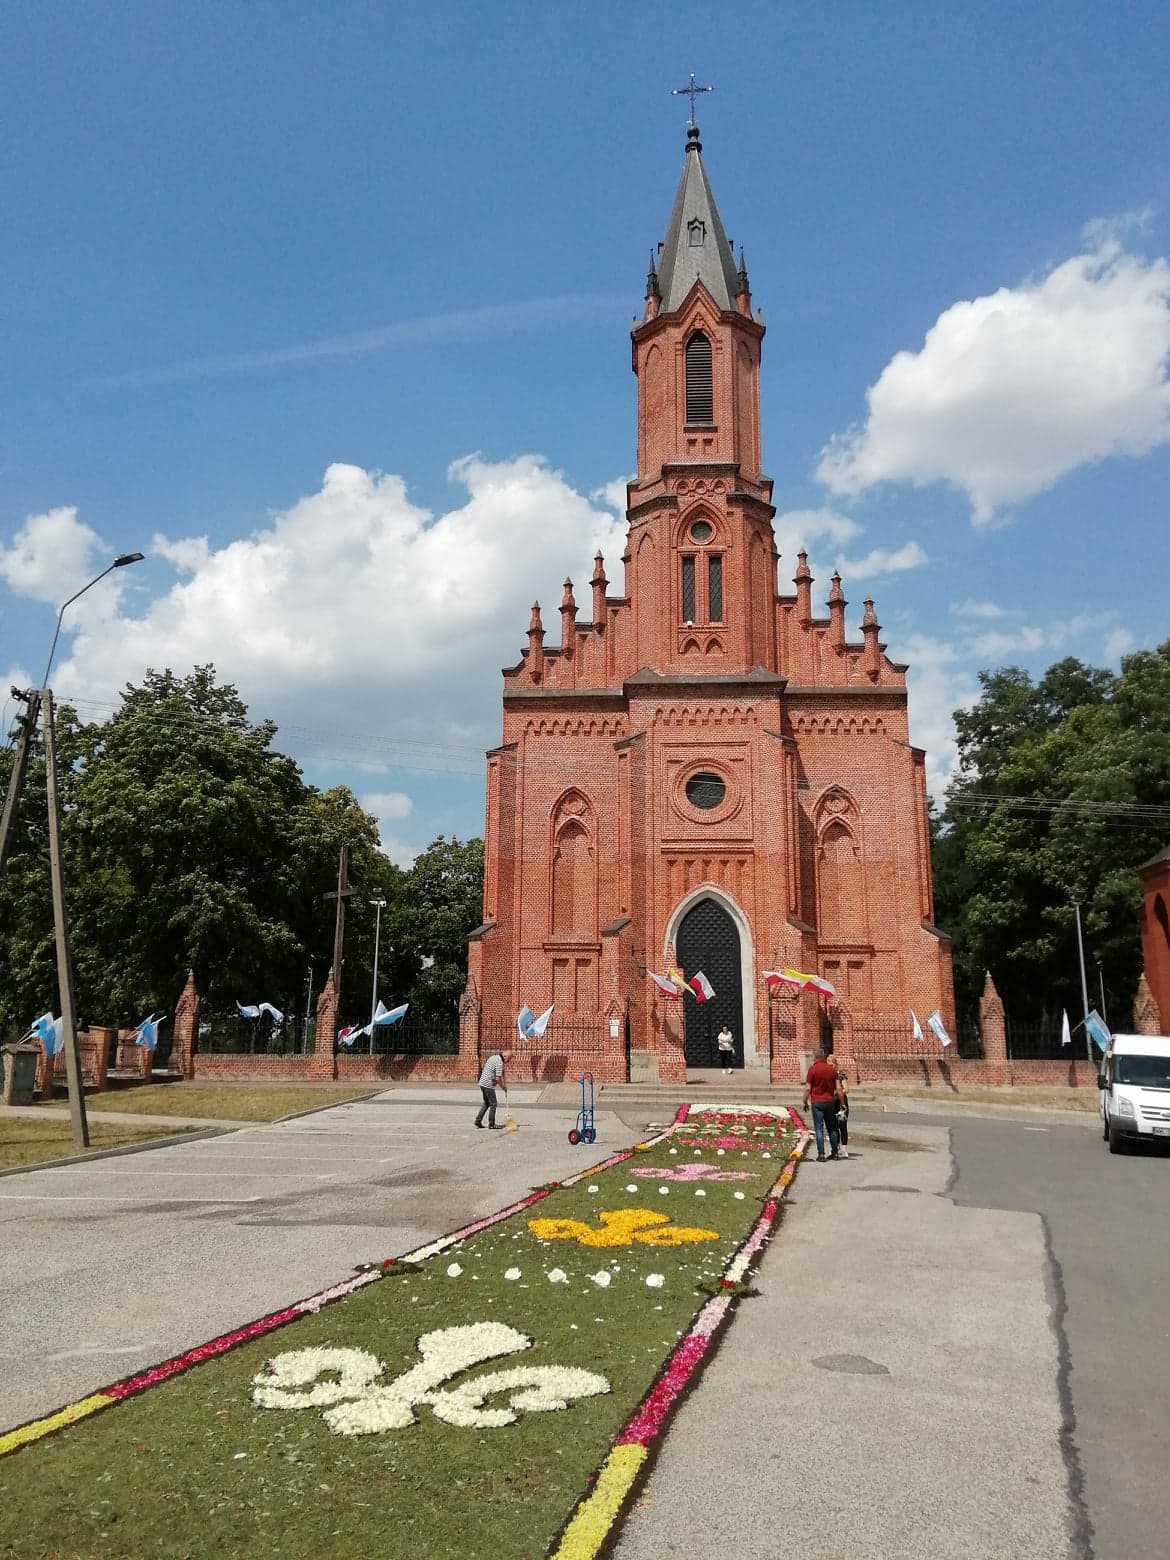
[655,121,740,313]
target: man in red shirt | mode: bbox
[803,1049,841,1162]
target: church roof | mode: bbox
[655,123,741,314]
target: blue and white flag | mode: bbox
[237,1001,284,1025]
[28,1012,62,1058]
[517,1003,554,1042]
[1060,1009,1072,1048]
[371,1000,408,1028]
[910,1009,924,1043]
[135,1014,162,1051]
[1084,1009,1112,1053]
[927,1009,952,1048]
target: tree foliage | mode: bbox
[0,667,484,1036]
[934,644,1170,1026]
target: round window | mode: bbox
[689,520,713,543]
[685,771,726,810]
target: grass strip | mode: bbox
[0,1108,799,1559]
[0,1117,198,1170]
[63,1082,380,1122]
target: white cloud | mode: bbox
[0,507,104,604]
[773,507,860,558]
[42,456,627,771]
[152,532,209,573]
[902,634,983,797]
[771,507,927,595]
[360,790,414,824]
[101,294,628,385]
[1104,628,1135,662]
[839,540,928,578]
[965,612,1108,661]
[817,231,1170,525]
[950,598,1010,619]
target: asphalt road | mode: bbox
[947,1111,1170,1560]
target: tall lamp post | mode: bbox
[0,552,145,1146]
[369,896,388,1044]
[1072,889,1092,1064]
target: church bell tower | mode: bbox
[627,120,779,678]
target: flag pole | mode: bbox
[1072,893,1092,1064]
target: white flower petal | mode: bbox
[588,1270,612,1287]
[504,1267,522,1281]
[446,1263,463,1278]
[547,1268,569,1284]
[587,1184,599,1193]
[659,1187,670,1196]
[625,1184,638,1193]
[645,1273,665,1288]
[734,1191,745,1200]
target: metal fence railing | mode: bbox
[478,1016,629,1081]
[1004,1020,1070,1060]
[334,1012,460,1057]
[196,1008,313,1056]
[842,1017,984,1075]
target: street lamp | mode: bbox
[0,551,144,1148]
[41,552,145,689]
[1,552,145,880]
[369,896,388,1040]
[1071,889,1092,1063]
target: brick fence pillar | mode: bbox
[769,995,802,1084]
[458,981,482,1082]
[89,1026,114,1090]
[1133,971,1162,1036]
[658,1003,687,1083]
[172,971,200,1079]
[310,971,339,1080]
[979,971,1008,1086]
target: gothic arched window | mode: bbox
[685,332,713,425]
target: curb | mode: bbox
[0,1125,235,1181]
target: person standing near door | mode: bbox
[716,1023,735,1074]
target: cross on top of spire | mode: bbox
[672,72,712,126]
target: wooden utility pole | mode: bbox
[40,689,89,1148]
[323,845,352,994]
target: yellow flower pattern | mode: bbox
[528,1208,718,1249]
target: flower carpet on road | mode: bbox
[0,1104,804,1559]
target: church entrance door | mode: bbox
[676,896,744,1068]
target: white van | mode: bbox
[1098,1033,1170,1152]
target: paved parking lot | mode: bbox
[0,1091,636,1431]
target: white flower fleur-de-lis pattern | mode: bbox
[251,1321,610,1436]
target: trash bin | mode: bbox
[2,1042,42,1106]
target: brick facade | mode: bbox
[467,126,955,1081]
[1137,847,1170,1031]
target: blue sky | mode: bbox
[3,1,1168,862]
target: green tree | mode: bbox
[392,835,485,1019]
[0,667,393,1032]
[934,645,1170,1026]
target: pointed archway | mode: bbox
[675,896,745,1068]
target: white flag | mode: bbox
[1060,1009,1071,1048]
[910,1009,924,1043]
[927,1010,952,1048]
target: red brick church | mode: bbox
[465,120,955,1081]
